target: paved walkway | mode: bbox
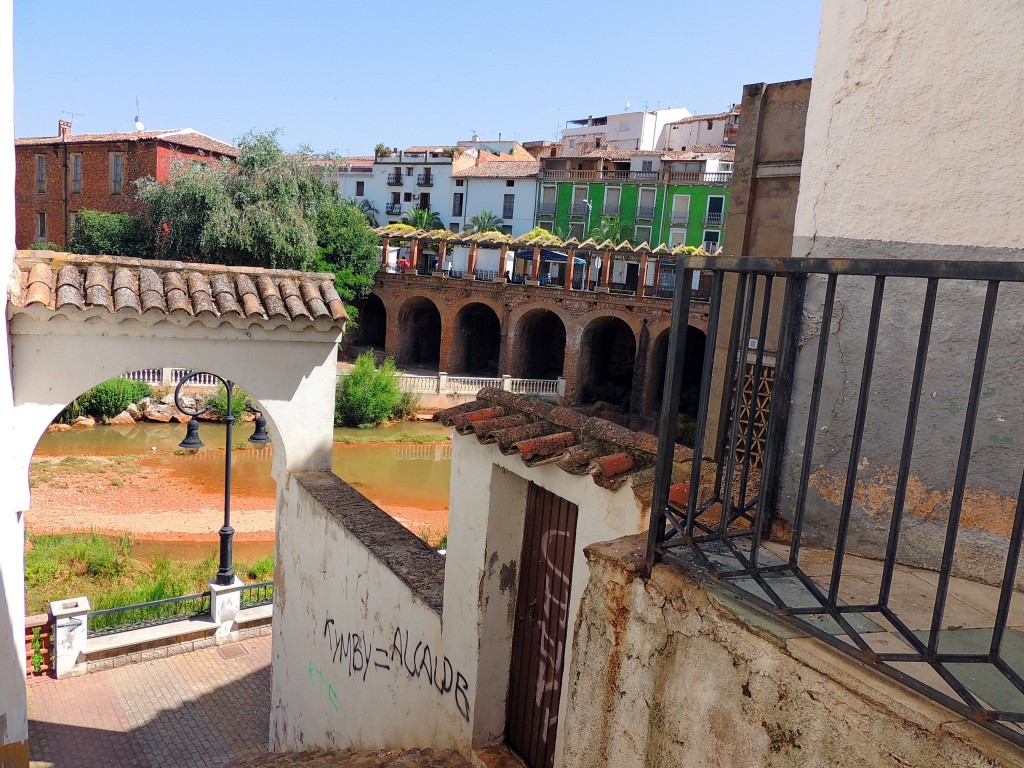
[27,636,471,768]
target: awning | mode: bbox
[513,249,587,265]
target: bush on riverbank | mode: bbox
[24,532,274,615]
[58,378,153,423]
[335,353,415,427]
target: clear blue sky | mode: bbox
[14,0,822,156]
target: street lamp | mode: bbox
[175,371,271,586]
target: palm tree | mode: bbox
[343,197,379,227]
[466,210,503,234]
[587,216,633,245]
[400,207,443,230]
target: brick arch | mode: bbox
[394,294,443,368]
[450,301,502,375]
[577,315,638,408]
[644,325,708,420]
[354,293,387,349]
[507,307,568,380]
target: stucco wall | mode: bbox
[0,1,28,764]
[270,472,458,751]
[783,0,1024,580]
[562,535,1024,768]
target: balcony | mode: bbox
[704,212,724,227]
[385,202,402,215]
[387,173,404,186]
[636,205,655,220]
[602,204,620,217]
[667,171,732,185]
[569,203,590,217]
[417,174,433,187]
[539,202,556,216]
[669,213,689,225]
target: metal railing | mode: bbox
[670,213,689,225]
[538,202,556,216]
[647,253,1024,746]
[602,204,620,217]
[387,173,403,185]
[636,205,655,220]
[87,592,211,637]
[240,581,274,608]
[474,269,499,281]
[569,203,589,217]
[385,202,402,215]
[704,211,724,226]
[538,169,733,185]
[417,174,433,187]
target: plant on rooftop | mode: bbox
[466,210,503,234]
[69,210,152,258]
[400,207,443,231]
[375,143,392,158]
[335,353,409,428]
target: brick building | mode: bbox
[14,120,237,248]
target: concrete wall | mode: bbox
[0,1,28,763]
[453,177,538,237]
[562,536,1024,768]
[782,0,1024,581]
[441,435,650,766]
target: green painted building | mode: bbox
[534,147,733,251]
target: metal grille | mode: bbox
[87,592,211,637]
[647,254,1024,746]
[240,581,274,608]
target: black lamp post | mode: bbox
[175,372,271,586]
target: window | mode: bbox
[452,192,464,217]
[503,193,515,219]
[35,155,46,193]
[702,230,721,251]
[406,167,413,176]
[110,153,124,194]
[539,221,554,232]
[719,162,734,172]
[505,179,515,187]
[641,160,653,173]
[568,138,576,149]
[670,194,690,224]
[355,181,365,196]
[450,223,460,233]
[634,225,652,244]
[455,179,464,187]
[595,138,602,149]
[669,228,687,248]
[404,192,413,202]
[705,195,725,226]
[35,211,46,242]
[391,191,401,204]
[568,222,584,239]
[70,154,82,194]
[637,187,657,219]
[603,187,621,216]
[540,185,557,216]
[571,186,589,217]
[500,225,513,235]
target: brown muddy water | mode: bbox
[34,421,453,561]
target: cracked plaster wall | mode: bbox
[562,535,1024,768]
[780,0,1024,583]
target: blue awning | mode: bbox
[513,249,587,265]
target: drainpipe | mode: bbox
[61,140,69,247]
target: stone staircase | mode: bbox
[225,748,470,768]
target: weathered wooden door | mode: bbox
[506,483,579,768]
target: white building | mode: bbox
[559,107,691,154]
[334,156,375,203]
[662,107,740,151]
[367,146,461,229]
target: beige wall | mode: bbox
[0,0,29,763]
[563,537,1024,768]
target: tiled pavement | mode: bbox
[28,634,470,767]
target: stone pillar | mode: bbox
[380,236,391,271]
[209,577,245,644]
[438,371,448,394]
[636,254,649,299]
[629,321,651,430]
[465,243,478,280]
[50,597,90,678]
[161,367,175,387]
[501,374,512,391]
[530,246,542,283]
[557,377,567,397]
[564,248,576,295]
[499,244,510,281]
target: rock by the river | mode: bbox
[143,403,174,423]
[71,416,96,429]
[109,410,136,426]
[47,423,72,433]
[126,403,142,420]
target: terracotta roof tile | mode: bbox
[9,252,348,333]
[16,128,238,157]
[451,160,540,179]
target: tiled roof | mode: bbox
[668,111,734,125]
[451,160,540,179]
[15,129,238,157]
[435,389,693,499]
[687,144,735,156]
[9,252,347,331]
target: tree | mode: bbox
[400,207,443,230]
[344,197,379,227]
[135,129,379,306]
[466,210,503,234]
[69,210,152,258]
[587,216,634,245]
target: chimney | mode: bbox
[58,120,72,139]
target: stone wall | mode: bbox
[561,535,1024,768]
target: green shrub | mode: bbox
[243,555,274,582]
[76,378,152,420]
[69,209,151,258]
[26,241,61,251]
[204,385,248,419]
[335,353,405,427]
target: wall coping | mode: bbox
[294,471,445,615]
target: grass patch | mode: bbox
[30,456,142,488]
[419,528,448,550]
[24,532,275,615]
[333,432,449,445]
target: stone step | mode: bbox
[225,748,470,768]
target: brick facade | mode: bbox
[14,124,236,249]
[364,273,710,426]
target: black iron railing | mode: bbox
[636,205,656,220]
[416,174,433,187]
[648,254,1024,746]
[87,592,211,637]
[387,173,403,186]
[385,202,402,215]
[240,581,274,608]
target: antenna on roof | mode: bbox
[61,110,85,123]
[134,97,144,132]
[624,101,631,111]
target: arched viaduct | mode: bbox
[353,272,710,427]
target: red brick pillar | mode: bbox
[600,251,612,288]
[563,248,576,295]
[409,239,419,273]
[531,246,542,282]
[467,243,478,277]
[652,256,663,297]
[499,244,509,280]
[380,236,391,271]
[636,254,649,298]
[437,240,448,274]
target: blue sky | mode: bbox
[14,0,822,155]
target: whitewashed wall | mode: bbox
[455,177,538,237]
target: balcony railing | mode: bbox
[387,173,403,186]
[417,174,433,187]
[704,211,724,226]
[636,205,655,220]
[648,253,1024,749]
[539,202,556,216]
[538,169,733,185]
[385,202,402,215]
[670,213,689,225]
[667,171,733,185]
[602,204,621,217]
[569,203,590,217]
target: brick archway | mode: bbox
[355,293,387,349]
[509,308,567,380]
[645,325,707,429]
[395,296,442,368]
[451,302,501,375]
[577,316,637,409]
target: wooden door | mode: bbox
[506,483,579,768]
